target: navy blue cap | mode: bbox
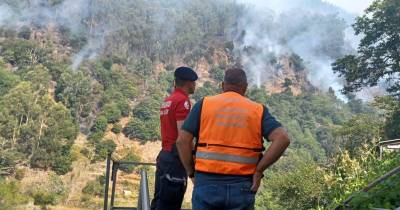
[174,67,198,81]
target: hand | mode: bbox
[251,171,263,192]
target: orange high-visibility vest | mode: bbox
[195,91,264,175]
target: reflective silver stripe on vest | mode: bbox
[196,151,259,164]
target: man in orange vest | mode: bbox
[176,68,290,210]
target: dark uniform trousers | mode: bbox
[150,149,187,210]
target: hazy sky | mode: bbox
[323,0,375,14]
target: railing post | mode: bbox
[110,162,119,209]
[103,153,112,210]
[137,169,150,210]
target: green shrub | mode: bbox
[27,174,68,208]
[82,179,104,197]
[14,168,26,180]
[119,152,141,173]
[0,179,29,209]
[53,154,73,175]
[91,116,108,133]
[112,123,122,134]
[93,140,116,161]
[88,131,105,144]
[102,103,122,123]
[209,66,224,82]
[123,119,160,141]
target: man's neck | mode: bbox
[223,89,244,96]
[176,87,189,95]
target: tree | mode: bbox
[94,140,116,161]
[332,0,400,97]
[193,81,219,101]
[0,82,77,174]
[209,66,224,82]
[333,114,382,157]
[257,151,328,210]
[56,70,94,120]
[0,67,20,96]
[101,103,122,123]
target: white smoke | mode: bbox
[0,4,13,26]
[233,0,365,99]
[0,0,101,70]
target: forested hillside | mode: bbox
[0,0,399,209]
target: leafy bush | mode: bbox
[91,116,108,133]
[133,98,160,121]
[101,103,122,123]
[93,139,116,161]
[119,152,141,173]
[14,168,26,180]
[82,178,104,197]
[123,119,160,141]
[0,179,29,209]
[209,66,224,82]
[111,123,122,134]
[193,81,219,101]
[27,173,68,208]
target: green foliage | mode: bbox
[0,179,29,209]
[133,98,160,121]
[82,176,104,197]
[134,57,153,77]
[111,123,122,134]
[0,82,78,174]
[327,151,400,209]
[209,66,224,82]
[193,81,220,101]
[27,173,68,208]
[14,168,26,180]
[333,114,382,157]
[247,86,269,105]
[119,152,141,173]
[91,116,108,133]
[332,0,400,97]
[93,140,116,162]
[266,91,355,160]
[0,66,20,96]
[123,119,160,141]
[0,39,52,69]
[52,152,73,175]
[101,103,122,123]
[56,70,94,119]
[258,152,328,210]
[123,97,161,141]
[374,96,400,139]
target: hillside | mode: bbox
[0,0,399,210]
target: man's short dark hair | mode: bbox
[175,77,187,87]
[224,68,247,85]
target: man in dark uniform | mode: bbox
[150,67,198,210]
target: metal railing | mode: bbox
[334,165,400,210]
[103,153,156,210]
